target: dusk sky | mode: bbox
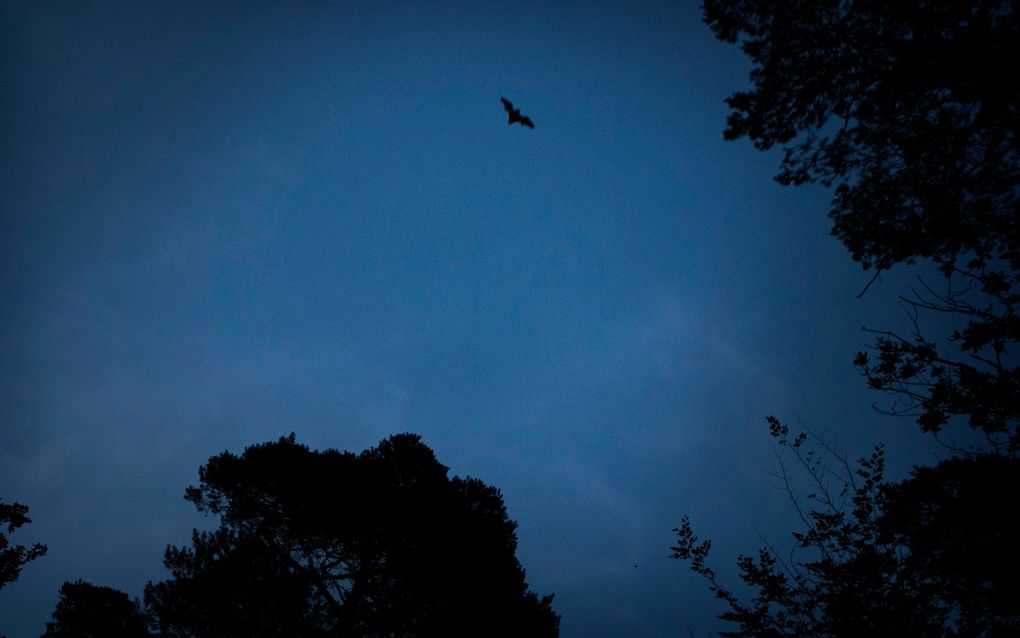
[2,2,957,636]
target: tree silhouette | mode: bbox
[879,453,1020,635]
[0,500,47,590]
[672,419,1020,637]
[145,433,559,637]
[673,4,1020,634]
[43,580,152,637]
[703,0,1018,273]
[703,0,1020,450]
[145,528,321,637]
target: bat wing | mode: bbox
[519,116,535,129]
[500,97,514,113]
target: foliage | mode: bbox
[43,580,151,637]
[145,528,321,637]
[852,271,1020,451]
[676,3,1020,634]
[703,0,1019,272]
[0,500,47,590]
[879,453,1020,635]
[702,0,1020,449]
[671,418,1020,637]
[144,433,559,637]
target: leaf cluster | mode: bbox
[704,0,1020,450]
[704,0,1020,273]
[142,433,559,637]
[0,499,47,590]
[672,419,1020,637]
[853,265,1020,451]
[43,580,150,638]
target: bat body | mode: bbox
[501,97,535,129]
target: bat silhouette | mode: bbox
[501,97,534,129]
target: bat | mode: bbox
[501,97,535,129]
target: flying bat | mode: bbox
[501,97,534,129]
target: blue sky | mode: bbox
[2,2,955,636]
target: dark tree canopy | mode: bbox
[145,433,559,637]
[43,580,151,638]
[146,528,320,637]
[704,0,1019,272]
[673,3,1020,635]
[703,0,1020,450]
[0,500,47,590]
[672,419,1020,637]
[879,453,1020,635]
